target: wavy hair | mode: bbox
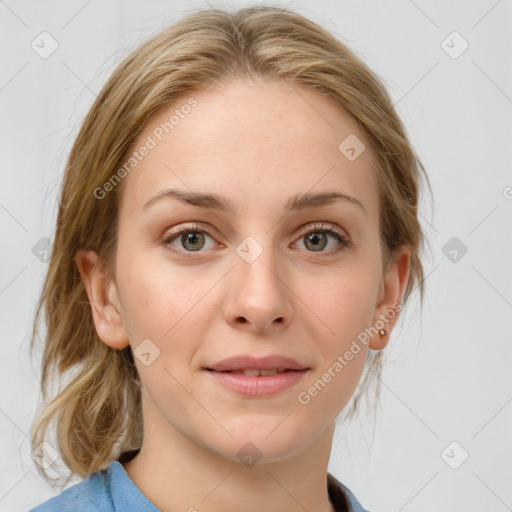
[29,4,432,487]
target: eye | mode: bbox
[162,222,351,258]
[293,222,350,254]
[162,223,218,257]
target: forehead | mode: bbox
[118,79,380,221]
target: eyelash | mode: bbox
[161,222,351,258]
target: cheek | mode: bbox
[303,266,379,344]
[296,282,373,416]
[116,244,177,332]
[117,248,218,360]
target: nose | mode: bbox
[222,239,293,334]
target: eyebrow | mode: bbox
[142,188,367,217]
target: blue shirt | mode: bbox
[29,459,371,512]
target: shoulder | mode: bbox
[28,469,112,512]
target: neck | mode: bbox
[122,395,337,512]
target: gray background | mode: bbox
[1,0,511,510]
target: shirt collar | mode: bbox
[108,460,159,511]
[328,472,369,511]
[107,459,367,512]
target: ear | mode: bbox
[369,245,411,350]
[74,249,130,349]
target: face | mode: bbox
[80,78,409,464]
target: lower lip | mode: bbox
[204,369,309,397]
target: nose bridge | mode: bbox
[234,231,283,297]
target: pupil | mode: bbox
[183,232,203,251]
[307,232,326,251]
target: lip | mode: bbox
[204,355,309,372]
[203,354,310,398]
[204,368,309,397]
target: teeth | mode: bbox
[229,369,286,376]
[260,369,278,376]
[242,368,260,377]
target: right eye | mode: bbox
[161,223,219,257]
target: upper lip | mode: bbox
[205,355,309,372]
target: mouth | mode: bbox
[204,354,309,373]
[205,368,305,376]
[203,368,309,397]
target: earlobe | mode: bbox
[74,249,130,350]
[369,246,411,350]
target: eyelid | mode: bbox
[161,222,217,245]
[295,221,347,239]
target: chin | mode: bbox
[201,419,317,466]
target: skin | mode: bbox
[76,78,410,512]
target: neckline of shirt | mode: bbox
[107,456,357,511]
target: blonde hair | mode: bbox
[29,5,432,487]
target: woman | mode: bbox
[29,5,431,511]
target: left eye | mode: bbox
[162,222,349,256]
[294,223,350,253]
